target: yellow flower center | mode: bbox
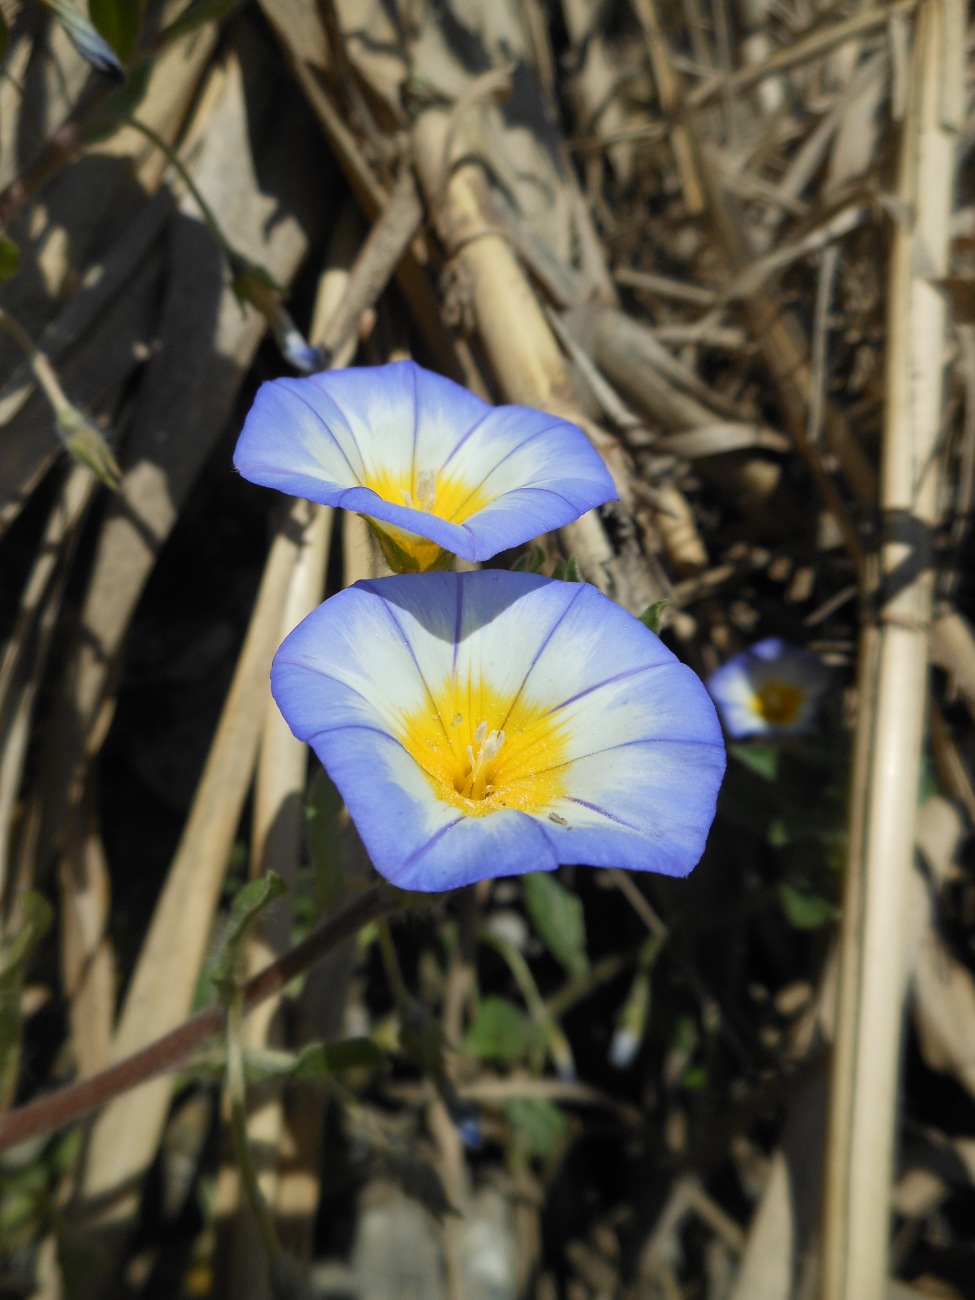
[396,679,569,817]
[754,680,807,727]
[358,466,492,572]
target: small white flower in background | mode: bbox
[706,638,831,739]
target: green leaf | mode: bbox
[463,997,535,1063]
[89,0,140,65]
[504,1097,569,1162]
[550,557,567,581]
[523,871,588,979]
[0,236,19,283]
[637,600,669,634]
[290,1038,386,1078]
[778,883,838,930]
[564,554,583,583]
[210,872,286,987]
[729,743,780,781]
[188,1037,386,1084]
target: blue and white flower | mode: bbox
[706,638,831,738]
[271,571,725,892]
[234,360,617,572]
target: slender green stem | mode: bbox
[226,984,283,1265]
[127,117,235,261]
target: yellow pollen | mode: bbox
[754,679,806,727]
[396,679,569,817]
[358,465,493,571]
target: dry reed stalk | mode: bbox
[49,40,325,1291]
[258,0,460,379]
[412,108,661,614]
[822,1,964,1295]
[631,0,704,214]
[64,499,310,1290]
[687,0,919,110]
[0,466,94,900]
[214,504,334,1300]
[220,197,401,1288]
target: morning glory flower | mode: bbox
[271,571,725,892]
[234,360,617,572]
[706,638,831,739]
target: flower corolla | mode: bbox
[706,638,831,738]
[234,360,617,572]
[271,571,726,892]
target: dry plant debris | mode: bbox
[0,1,973,1298]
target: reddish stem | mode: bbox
[0,885,390,1152]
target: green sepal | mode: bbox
[637,600,669,634]
[512,543,545,574]
[366,517,454,575]
[56,405,121,489]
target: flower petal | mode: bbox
[235,361,617,565]
[272,572,725,890]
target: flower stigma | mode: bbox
[396,681,569,817]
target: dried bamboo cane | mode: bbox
[412,108,664,615]
[821,1,963,1296]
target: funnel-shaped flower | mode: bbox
[234,361,617,572]
[272,571,725,892]
[706,638,831,738]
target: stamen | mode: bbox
[415,470,437,511]
[461,719,506,800]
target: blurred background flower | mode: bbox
[706,638,832,738]
[271,570,725,890]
